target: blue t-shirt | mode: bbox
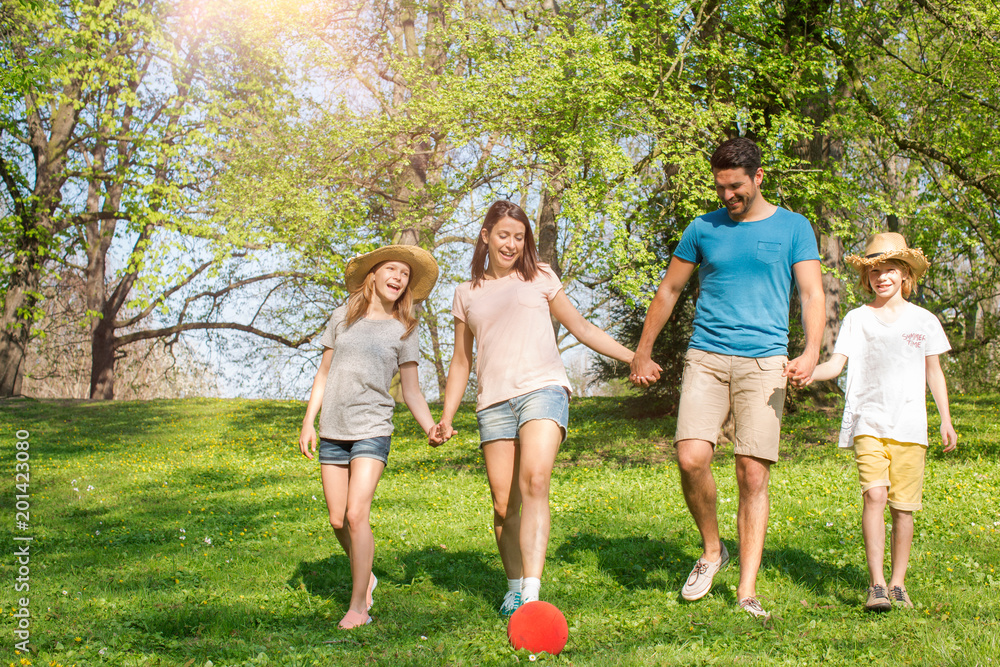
[674,206,820,357]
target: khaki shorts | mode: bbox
[675,349,788,462]
[853,435,926,511]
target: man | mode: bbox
[630,137,825,618]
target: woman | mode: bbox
[300,245,441,628]
[434,200,640,615]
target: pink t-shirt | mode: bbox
[452,264,571,411]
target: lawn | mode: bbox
[1,395,998,666]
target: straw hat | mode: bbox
[845,232,929,280]
[345,245,439,301]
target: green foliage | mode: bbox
[1,396,997,665]
[594,229,697,414]
[1,0,351,397]
[6,0,1000,398]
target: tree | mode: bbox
[221,0,669,393]
[601,0,1000,404]
[0,0,88,395]
[833,0,1000,383]
[2,0,339,399]
[22,269,220,399]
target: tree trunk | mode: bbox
[423,309,447,396]
[536,180,563,278]
[0,91,78,394]
[537,174,565,338]
[0,258,39,396]
[89,317,116,400]
[819,232,843,354]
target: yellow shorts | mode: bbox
[675,349,788,462]
[853,435,926,511]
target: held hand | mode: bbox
[439,422,456,442]
[428,422,456,447]
[941,421,958,453]
[630,353,662,387]
[299,424,317,459]
[784,353,818,388]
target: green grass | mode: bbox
[1,395,998,666]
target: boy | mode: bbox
[807,232,957,611]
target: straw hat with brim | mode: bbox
[845,232,929,280]
[345,245,439,302]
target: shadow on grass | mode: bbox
[37,473,313,574]
[761,545,868,603]
[554,531,693,592]
[222,399,304,450]
[554,532,868,603]
[178,466,275,493]
[68,597,358,659]
[394,546,503,600]
[290,547,504,632]
[0,398,193,456]
[289,555,349,599]
[290,547,503,601]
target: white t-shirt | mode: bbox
[452,264,571,411]
[833,303,950,448]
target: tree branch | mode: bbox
[118,270,315,330]
[115,321,323,349]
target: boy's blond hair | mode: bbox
[858,258,915,299]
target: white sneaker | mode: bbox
[366,573,377,611]
[738,596,770,619]
[680,541,729,601]
[499,591,520,617]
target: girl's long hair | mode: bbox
[344,263,418,338]
[471,200,540,288]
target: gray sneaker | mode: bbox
[866,585,891,612]
[681,541,730,601]
[889,585,913,609]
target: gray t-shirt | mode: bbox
[318,305,420,441]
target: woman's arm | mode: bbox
[804,353,848,385]
[299,348,334,459]
[549,291,634,364]
[926,354,958,452]
[435,318,475,442]
[399,361,437,439]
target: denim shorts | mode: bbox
[318,436,391,465]
[476,385,570,445]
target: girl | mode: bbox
[300,245,442,629]
[807,232,957,612]
[433,200,637,616]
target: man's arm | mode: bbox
[630,257,697,385]
[784,259,825,386]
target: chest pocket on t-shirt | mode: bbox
[756,241,781,265]
[517,286,543,308]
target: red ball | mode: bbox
[507,601,569,655]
